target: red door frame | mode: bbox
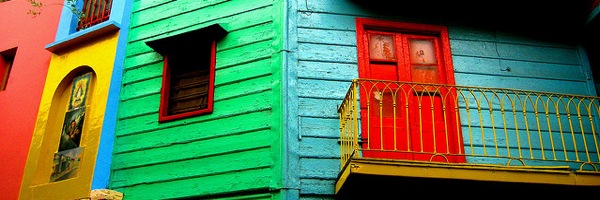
[355,18,465,162]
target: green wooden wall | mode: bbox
[110,0,286,199]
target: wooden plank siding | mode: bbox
[288,0,597,198]
[110,0,285,199]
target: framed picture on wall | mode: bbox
[58,107,85,152]
[50,147,83,182]
[68,72,92,110]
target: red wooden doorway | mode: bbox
[355,18,465,163]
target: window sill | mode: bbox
[45,20,121,53]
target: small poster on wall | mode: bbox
[58,107,85,151]
[68,72,92,110]
[50,147,83,182]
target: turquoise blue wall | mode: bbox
[284,0,596,198]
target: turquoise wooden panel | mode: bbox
[297,12,357,31]
[286,0,598,199]
[298,98,340,118]
[298,137,340,158]
[297,79,350,99]
[452,56,586,81]
[297,61,357,81]
[297,28,356,46]
[449,26,576,48]
[299,179,336,196]
[299,117,341,138]
[299,158,340,179]
[455,73,591,95]
[297,43,357,63]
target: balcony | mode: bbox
[337,79,600,195]
[77,0,112,30]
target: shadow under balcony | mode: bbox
[336,79,600,197]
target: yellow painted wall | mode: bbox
[19,31,119,200]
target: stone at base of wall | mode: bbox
[90,189,124,200]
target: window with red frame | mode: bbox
[0,48,16,91]
[146,24,227,122]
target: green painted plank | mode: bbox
[121,62,163,84]
[112,129,272,169]
[129,0,273,42]
[117,94,161,119]
[215,59,272,86]
[119,76,161,101]
[112,167,273,199]
[219,22,276,51]
[111,147,273,188]
[131,0,227,26]
[114,110,271,153]
[217,40,275,69]
[126,20,275,57]
[216,74,273,101]
[119,77,271,118]
[132,0,174,12]
[116,91,273,137]
[123,52,163,70]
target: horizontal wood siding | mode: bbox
[111,0,282,199]
[449,26,593,95]
[288,0,596,198]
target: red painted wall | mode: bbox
[0,1,61,199]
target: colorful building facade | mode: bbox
[3,0,600,199]
[111,0,600,199]
[17,0,132,199]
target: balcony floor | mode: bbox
[335,158,600,198]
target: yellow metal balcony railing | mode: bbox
[339,79,600,172]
